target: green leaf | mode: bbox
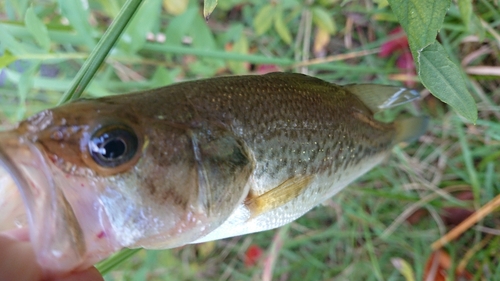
[387,0,450,54]
[57,0,96,49]
[470,13,486,40]
[227,34,249,74]
[457,0,472,27]
[188,11,225,75]
[311,6,336,35]
[5,0,30,18]
[374,0,389,9]
[143,43,293,65]
[4,68,111,97]
[419,42,477,122]
[203,0,218,20]
[0,28,29,56]
[150,67,180,87]
[58,0,145,104]
[164,7,198,46]
[253,4,275,35]
[0,51,18,68]
[17,62,40,120]
[220,23,245,44]
[163,0,189,15]
[121,0,162,54]
[191,12,218,50]
[387,0,476,121]
[391,258,415,281]
[274,9,292,44]
[95,0,121,17]
[24,6,51,51]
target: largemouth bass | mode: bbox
[0,72,427,274]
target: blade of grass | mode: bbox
[58,0,144,104]
[391,258,416,281]
[95,248,142,275]
[143,43,388,74]
[363,222,383,281]
[143,43,293,65]
[454,118,480,206]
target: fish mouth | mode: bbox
[0,131,116,274]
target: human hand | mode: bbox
[0,229,104,281]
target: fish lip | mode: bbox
[0,131,88,274]
[0,134,36,233]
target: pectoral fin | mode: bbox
[344,84,420,113]
[244,175,313,219]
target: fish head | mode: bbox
[0,97,253,274]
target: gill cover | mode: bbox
[190,126,255,222]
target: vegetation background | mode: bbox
[1,0,499,280]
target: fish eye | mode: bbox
[89,126,138,168]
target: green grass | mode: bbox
[1,0,500,280]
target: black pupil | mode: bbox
[89,127,138,168]
[102,139,126,159]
